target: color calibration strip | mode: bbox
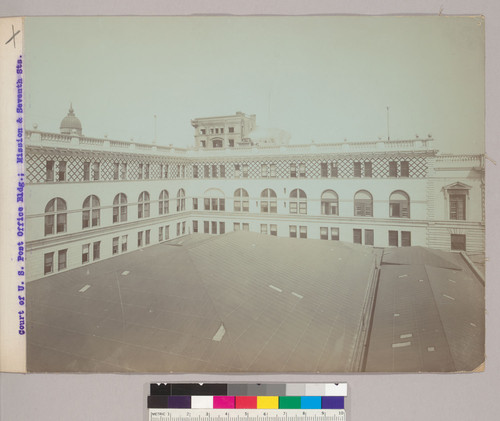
[148,383,347,410]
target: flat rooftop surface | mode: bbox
[27,232,376,372]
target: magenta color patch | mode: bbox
[213,396,235,408]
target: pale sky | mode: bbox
[24,16,484,153]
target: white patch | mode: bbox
[427,347,435,352]
[394,313,400,317]
[121,270,130,276]
[392,342,411,348]
[443,294,455,301]
[418,279,424,282]
[292,292,303,299]
[448,279,456,283]
[269,285,282,293]
[400,333,413,339]
[470,323,477,327]
[79,284,91,293]
[398,274,408,278]
[212,324,226,341]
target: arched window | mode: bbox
[261,189,277,213]
[289,189,307,214]
[204,188,225,211]
[234,188,249,212]
[354,190,373,217]
[159,190,169,215]
[113,193,127,223]
[176,189,186,211]
[389,190,410,218]
[44,197,67,235]
[82,195,100,229]
[321,190,339,215]
[138,191,150,218]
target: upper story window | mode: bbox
[220,165,225,178]
[289,189,307,214]
[229,127,234,133]
[46,160,54,182]
[92,162,100,181]
[211,164,218,178]
[321,190,339,215]
[229,139,234,147]
[354,190,373,217]
[290,163,297,178]
[242,164,249,177]
[138,191,150,218]
[82,195,100,229]
[331,162,338,177]
[44,197,67,236]
[354,162,362,178]
[113,193,127,223]
[145,163,150,179]
[261,189,277,213]
[121,162,127,180]
[401,161,409,177]
[234,188,249,212]
[389,161,397,177]
[389,190,410,218]
[159,190,169,215]
[212,138,223,148]
[113,163,119,180]
[299,163,306,177]
[204,165,210,178]
[193,165,199,178]
[364,161,372,177]
[58,161,67,181]
[204,188,225,211]
[176,188,186,211]
[200,128,206,135]
[83,162,90,181]
[261,164,269,177]
[444,182,471,221]
[321,162,328,177]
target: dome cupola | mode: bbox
[60,103,82,135]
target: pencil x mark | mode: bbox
[5,25,20,48]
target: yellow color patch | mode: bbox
[257,396,279,409]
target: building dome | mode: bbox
[60,104,82,135]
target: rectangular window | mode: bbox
[193,198,198,210]
[122,235,128,252]
[299,163,306,177]
[353,229,362,244]
[138,163,143,179]
[159,226,164,242]
[242,223,249,231]
[220,165,225,178]
[177,165,180,177]
[182,221,186,234]
[234,164,241,177]
[229,127,234,133]
[92,162,100,181]
[321,162,328,177]
[389,230,399,247]
[193,165,199,178]
[234,222,241,231]
[46,160,55,182]
[270,164,276,177]
[219,222,225,234]
[229,139,234,147]
[82,244,90,264]
[354,162,362,178]
[193,220,198,233]
[83,162,90,181]
[290,163,297,178]
[364,162,372,177]
[163,164,168,178]
[402,231,411,247]
[204,165,210,178]
[176,222,180,236]
[220,128,224,134]
[261,164,268,177]
[331,163,338,178]
[93,241,100,260]
[365,229,374,246]
[401,161,409,177]
[320,227,328,240]
[113,163,119,180]
[165,226,170,240]
[204,221,210,234]
[113,237,119,255]
[145,163,150,179]
[290,225,297,238]
[331,227,340,241]
[204,198,210,211]
[242,164,248,177]
[451,234,466,251]
[211,221,217,234]
[390,202,401,217]
[220,198,225,211]
[270,224,277,236]
[145,230,151,245]
[260,224,268,234]
[121,162,127,180]
[138,232,143,247]
[58,249,67,271]
[201,129,206,135]
[44,252,54,275]
[389,161,397,177]
[58,161,66,181]
[212,165,217,178]
[300,226,307,239]
[211,197,219,211]
[450,194,466,220]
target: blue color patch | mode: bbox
[301,396,322,409]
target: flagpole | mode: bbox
[387,106,390,141]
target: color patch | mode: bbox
[279,396,301,409]
[305,384,325,396]
[257,396,279,409]
[322,396,344,409]
[191,396,213,409]
[301,396,322,409]
[286,383,306,396]
[167,396,191,408]
[235,396,257,409]
[213,396,235,408]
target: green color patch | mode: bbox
[279,396,301,409]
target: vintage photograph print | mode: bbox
[23,16,484,372]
